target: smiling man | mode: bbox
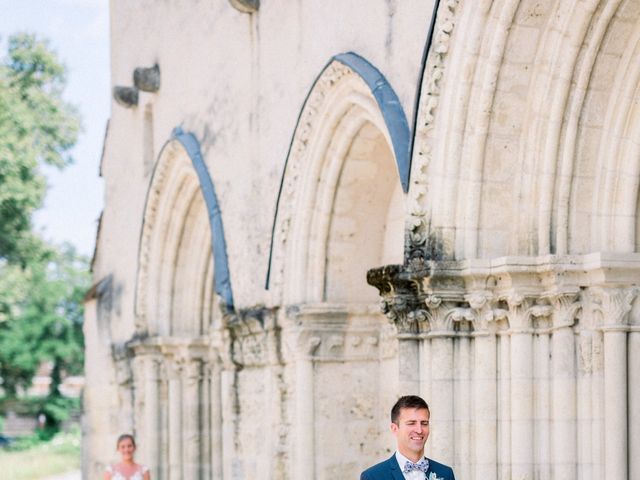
[360,396,456,480]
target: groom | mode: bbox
[360,395,455,480]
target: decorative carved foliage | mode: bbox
[367,264,429,333]
[545,291,581,329]
[407,0,460,266]
[501,292,553,332]
[589,287,639,328]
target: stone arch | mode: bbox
[135,128,232,336]
[409,0,640,260]
[267,52,409,304]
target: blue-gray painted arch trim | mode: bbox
[172,127,235,310]
[265,51,411,289]
[333,52,411,192]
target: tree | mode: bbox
[0,33,87,400]
[0,244,90,397]
[0,33,80,264]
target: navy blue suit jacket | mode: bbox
[360,454,455,480]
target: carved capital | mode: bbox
[501,292,553,332]
[424,295,459,333]
[544,291,581,329]
[367,264,429,334]
[463,291,507,334]
[590,287,638,329]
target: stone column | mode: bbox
[506,294,551,480]
[533,326,550,479]
[418,333,431,402]
[200,361,210,480]
[166,358,183,480]
[425,296,455,466]
[595,288,637,480]
[294,335,321,480]
[208,355,223,480]
[143,355,161,479]
[550,293,579,480]
[182,357,202,480]
[499,331,511,479]
[397,331,421,395]
[576,325,593,480]
[453,329,470,478]
[591,329,604,479]
[467,293,500,480]
[629,323,640,480]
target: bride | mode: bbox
[104,434,150,480]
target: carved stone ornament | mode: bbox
[225,306,280,367]
[590,287,639,328]
[367,264,429,334]
[407,0,460,266]
[501,292,553,332]
[268,60,363,299]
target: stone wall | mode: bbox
[84,1,640,479]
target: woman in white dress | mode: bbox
[104,434,151,480]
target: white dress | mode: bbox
[105,464,149,480]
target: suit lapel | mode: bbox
[387,455,407,480]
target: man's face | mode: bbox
[391,407,430,460]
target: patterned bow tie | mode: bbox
[403,458,429,474]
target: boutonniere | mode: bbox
[427,473,444,480]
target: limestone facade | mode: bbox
[85,1,640,479]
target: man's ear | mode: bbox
[390,422,398,434]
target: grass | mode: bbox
[0,431,80,480]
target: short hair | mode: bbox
[391,395,430,424]
[116,433,136,449]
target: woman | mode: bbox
[104,434,150,480]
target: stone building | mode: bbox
[83,1,640,479]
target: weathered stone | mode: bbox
[229,0,259,14]
[133,64,160,93]
[112,86,138,107]
[85,2,640,479]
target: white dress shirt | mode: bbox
[395,451,428,480]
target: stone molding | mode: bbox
[134,139,197,332]
[280,303,389,362]
[407,0,461,268]
[368,252,640,335]
[268,60,355,302]
[590,287,639,331]
[268,57,398,305]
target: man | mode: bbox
[360,395,455,480]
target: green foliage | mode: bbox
[0,244,90,398]
[0,395,81,441]
[0,31,87,408]
[0,430,81,479]
[0,33,80,264]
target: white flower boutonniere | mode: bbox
[427,473,443,480]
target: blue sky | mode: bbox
[0,0,110,257]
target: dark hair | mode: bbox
[391,395,430,424]
[116,433,136,449]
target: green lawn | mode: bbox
[0,432,80,480]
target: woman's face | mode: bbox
[117,437,136,461]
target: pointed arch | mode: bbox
[135,128,233,335]
[266,52,409,304]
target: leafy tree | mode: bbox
[0,244,90,398]
[0,33,88,408]
[0,33,80,264]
